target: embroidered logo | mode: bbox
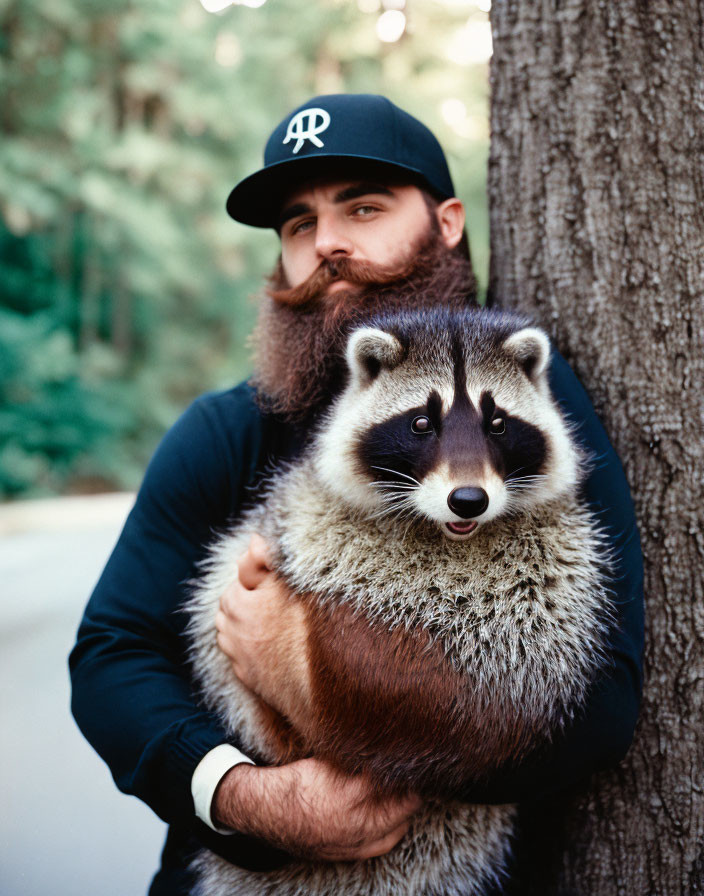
[283,108,331,154]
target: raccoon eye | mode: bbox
[490,417,505,435]
[411,415,433,434]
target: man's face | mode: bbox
[252,174,472,421]
[277,179,444,293]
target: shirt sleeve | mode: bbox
[461,348,645,804]
[192,745,255,832]
[69,383,268,829]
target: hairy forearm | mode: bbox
[212,758,420,862]
[213,763,297,845]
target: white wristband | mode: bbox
[191,743,256,833]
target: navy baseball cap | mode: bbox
[226,94,456,228]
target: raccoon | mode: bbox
[186,307,613,896]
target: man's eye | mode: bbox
[490,417,505,435]
[290,219,315,235]
[352,204,378,217]
[411,415,433,434]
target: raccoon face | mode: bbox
[315,313,580,540]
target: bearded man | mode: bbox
[70,95,643,895]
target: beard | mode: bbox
[249,227,477,422]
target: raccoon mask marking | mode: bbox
[186,307,612,896]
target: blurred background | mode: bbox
[1,0,491,893]
[0,0,491,501]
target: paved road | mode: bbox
[0,495,167,896]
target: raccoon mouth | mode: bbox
[445,520,478,537]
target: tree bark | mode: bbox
[488,1,704,893]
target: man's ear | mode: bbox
[436,198,465,249]
[347,327,405,386]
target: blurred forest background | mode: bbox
[0,0,491,500]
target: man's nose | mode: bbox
[315,214,353,260]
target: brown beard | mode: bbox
[250,231,477,422]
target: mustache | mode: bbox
[252,229,477,423]
[268,255,417,307]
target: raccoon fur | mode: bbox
[186,307,613,896]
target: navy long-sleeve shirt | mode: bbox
[69,353,644,892]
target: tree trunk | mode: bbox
[488,1,704,893]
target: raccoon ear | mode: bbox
[347,327,405,385]
[503,327,551,382]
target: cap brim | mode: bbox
[226,154,434,229]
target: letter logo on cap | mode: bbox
[283,108,331,154]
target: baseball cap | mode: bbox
[226,94,456,228]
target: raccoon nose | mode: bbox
[447,487,489,519]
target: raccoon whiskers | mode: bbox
[368,497,416,522]
[370,495,417,514]
[505,463,539,478]
[370,465,422,488]
[503,475,550,516]
[369,473,420,524]
[366,487,419,525]
[371,481,418,492]
[505,474,548,490]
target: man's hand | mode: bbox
[215,534,311,719]
[215,538,422,862]
[212,758,421,861]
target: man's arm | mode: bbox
[69,386,263,828]
[213,760,419,862]
[69,383,418,865]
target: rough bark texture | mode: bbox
[488,1,704,893]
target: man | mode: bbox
[70,94,643,895]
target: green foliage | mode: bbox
[0,0,490,498]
